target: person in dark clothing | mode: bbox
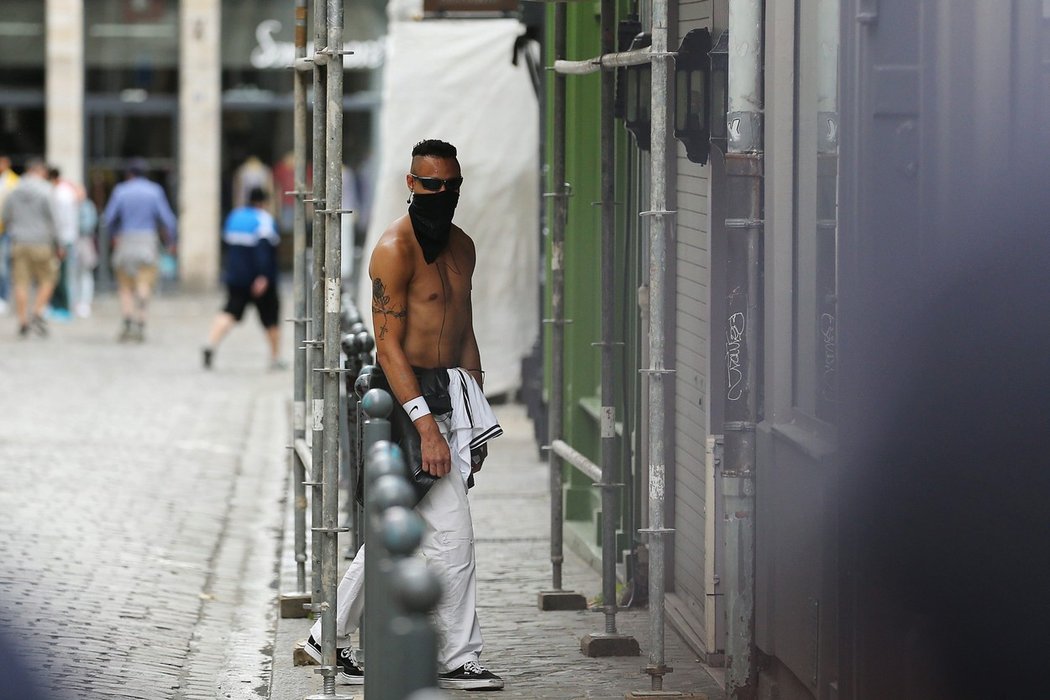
[202,187,283,370]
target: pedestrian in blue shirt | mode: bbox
[102,158,177,342]
[202,188,283,370]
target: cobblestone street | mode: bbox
[0,290,725,700]
[0,293,287,700]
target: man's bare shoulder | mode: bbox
[371,216,418,267]
[449,224,476,259]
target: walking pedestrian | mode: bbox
[102,158,177,342]
[0,158,61,338]
[74,187,99,318]
[0,155,21,315]
[47,166,80,321]
[302,139,505,690]
[202,187,284,370]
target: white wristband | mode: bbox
[402,396,431,421]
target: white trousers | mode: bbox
[310,428,483,672]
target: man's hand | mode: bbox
[418,420,452,477]
[251,275,269,298]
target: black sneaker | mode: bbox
[202,347,213,370]
[303,636,364,685]
[17,324,29,338]
[438,660,504,690]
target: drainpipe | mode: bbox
[722,0,763,697]
[640,0,676,688]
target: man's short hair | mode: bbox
[411,139,457,160]
[47,166,60,181]
[127,157,149,177]
[249,187,269,205]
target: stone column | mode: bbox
[45,0,84,186]
[178,0,221,290]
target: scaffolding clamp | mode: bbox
[542,317,574,325]
[313,47,355,66]
[639,209,677,217]
[639,368,676,375]
[724,421,757,432]
[291,57,315,72]
[638,527,676,535]
[311,526,351,534]
[316,208,354,215]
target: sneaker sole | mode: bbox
[302,641,322,665]
[437,678,505,690]
[337,671,365,685]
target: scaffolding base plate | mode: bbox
[538,590,588,611]
[625,693,708,699]
[581,633,640,657]
[280,593,312,619]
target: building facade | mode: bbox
[0,0,384,288]
[543,0,1050,698]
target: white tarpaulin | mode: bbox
[358,18,540,397]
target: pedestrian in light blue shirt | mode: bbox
[102,158,177,343]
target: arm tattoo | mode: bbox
[371,277,407,340]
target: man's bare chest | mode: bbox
[409,259,470,311]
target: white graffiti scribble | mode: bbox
[726,312,746,401]
[820,312,837,402]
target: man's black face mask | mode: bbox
[408,189,460,264]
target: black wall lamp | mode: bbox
[707,29,729,155]
[673,28,713,164]
[623,32,652,151]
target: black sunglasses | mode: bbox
[410,173,463,192]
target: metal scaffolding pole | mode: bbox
[308,0,328,620]
[579,0,639,659]
[538,0,588,614]
[598,0,618,638]
[290,0,310,608]
[640,0,675,687]
[723,0,763,697]
[312,0,348,696]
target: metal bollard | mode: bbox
[364,425,443,699]
[384,516,442,698]
[362,441,412,696]
[359,388,392,672]
[340,333,363,557]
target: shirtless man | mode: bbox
[303,139,504,691]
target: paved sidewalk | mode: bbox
[271,404,726,700]
[0,291,288,700]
